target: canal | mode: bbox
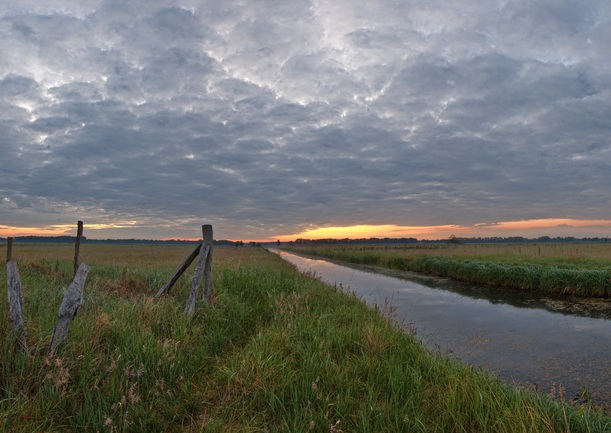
[270,249,611,406]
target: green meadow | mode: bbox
[1,243,610,432]
[285,243,611,298]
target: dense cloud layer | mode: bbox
[1,0,610,239]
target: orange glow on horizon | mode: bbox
[0,225,73,237]
[479,218,611,230]
[275,224,461,241]
[0,222,142,239]
[276,218,611,241]
[3,218,611,242]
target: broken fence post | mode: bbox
[50,263,89,353]
[155,241,202,299]
[73,220,83,276]
[6,260,28,352]
[184,244,211,315]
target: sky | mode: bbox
[1,0,611,241]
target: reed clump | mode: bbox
[1,243,609,432]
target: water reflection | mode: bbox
[364,263,611,320]
[270,249,611,406]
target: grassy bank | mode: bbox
[285,243,611,297]
[1,244,609,432]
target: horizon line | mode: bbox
[2,218,611,243]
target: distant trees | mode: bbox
[448,234,462,244]
[286,236,610,245]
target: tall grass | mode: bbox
[286,243,611,297]
[1,243,609,431]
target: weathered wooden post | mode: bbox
[184,225,214,314]
[50,263,89,353]
[202,224,214,303]
[184,244,211,315]
[155,242,202,299]
[154,225,213,313]
[73,221,83,276]
[6,260,28,352]
[6,237,13,263]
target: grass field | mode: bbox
[1,243,610,432]
[284,243,611,297]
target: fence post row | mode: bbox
[4,222,213,354]
[4,223,90,354]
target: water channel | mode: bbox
[269,249,611,406]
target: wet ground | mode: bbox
[271,249,611,407]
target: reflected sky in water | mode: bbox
[271,249,611,405]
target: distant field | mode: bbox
[284,243,611,297]
[1,244,610,431]
[284,242,611,264]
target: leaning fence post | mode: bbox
[50,263,89,353]
[73,221,83,276]
[6,260,28,352]
[155,242,202,299]
[202,224,213,303]
[184,244,211,315]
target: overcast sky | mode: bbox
[1,0,611,241]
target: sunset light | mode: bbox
[0,225,74,238]
[0,222,141,239]
[3,218,611,242]
[276,218,611,242]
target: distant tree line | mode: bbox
[0,236,238,246]
[290,237,419,245]
[0,236,80,244]
[446,236,610,244]
[3,235,609,247]
[288,236,610,245]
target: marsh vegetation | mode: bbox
[284,243,611,298]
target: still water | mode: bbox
[270,249,611,405]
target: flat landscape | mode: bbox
[4,2,611,431]
[2,243,610,432]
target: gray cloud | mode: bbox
[1,0,610,240]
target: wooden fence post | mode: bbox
[6,260,28,352]
[73,221,83,276]
[155,242,202,299]
[202,224,213,303]
[184,244,211,315]
[50,263,89,353]
[6,237,13,263]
